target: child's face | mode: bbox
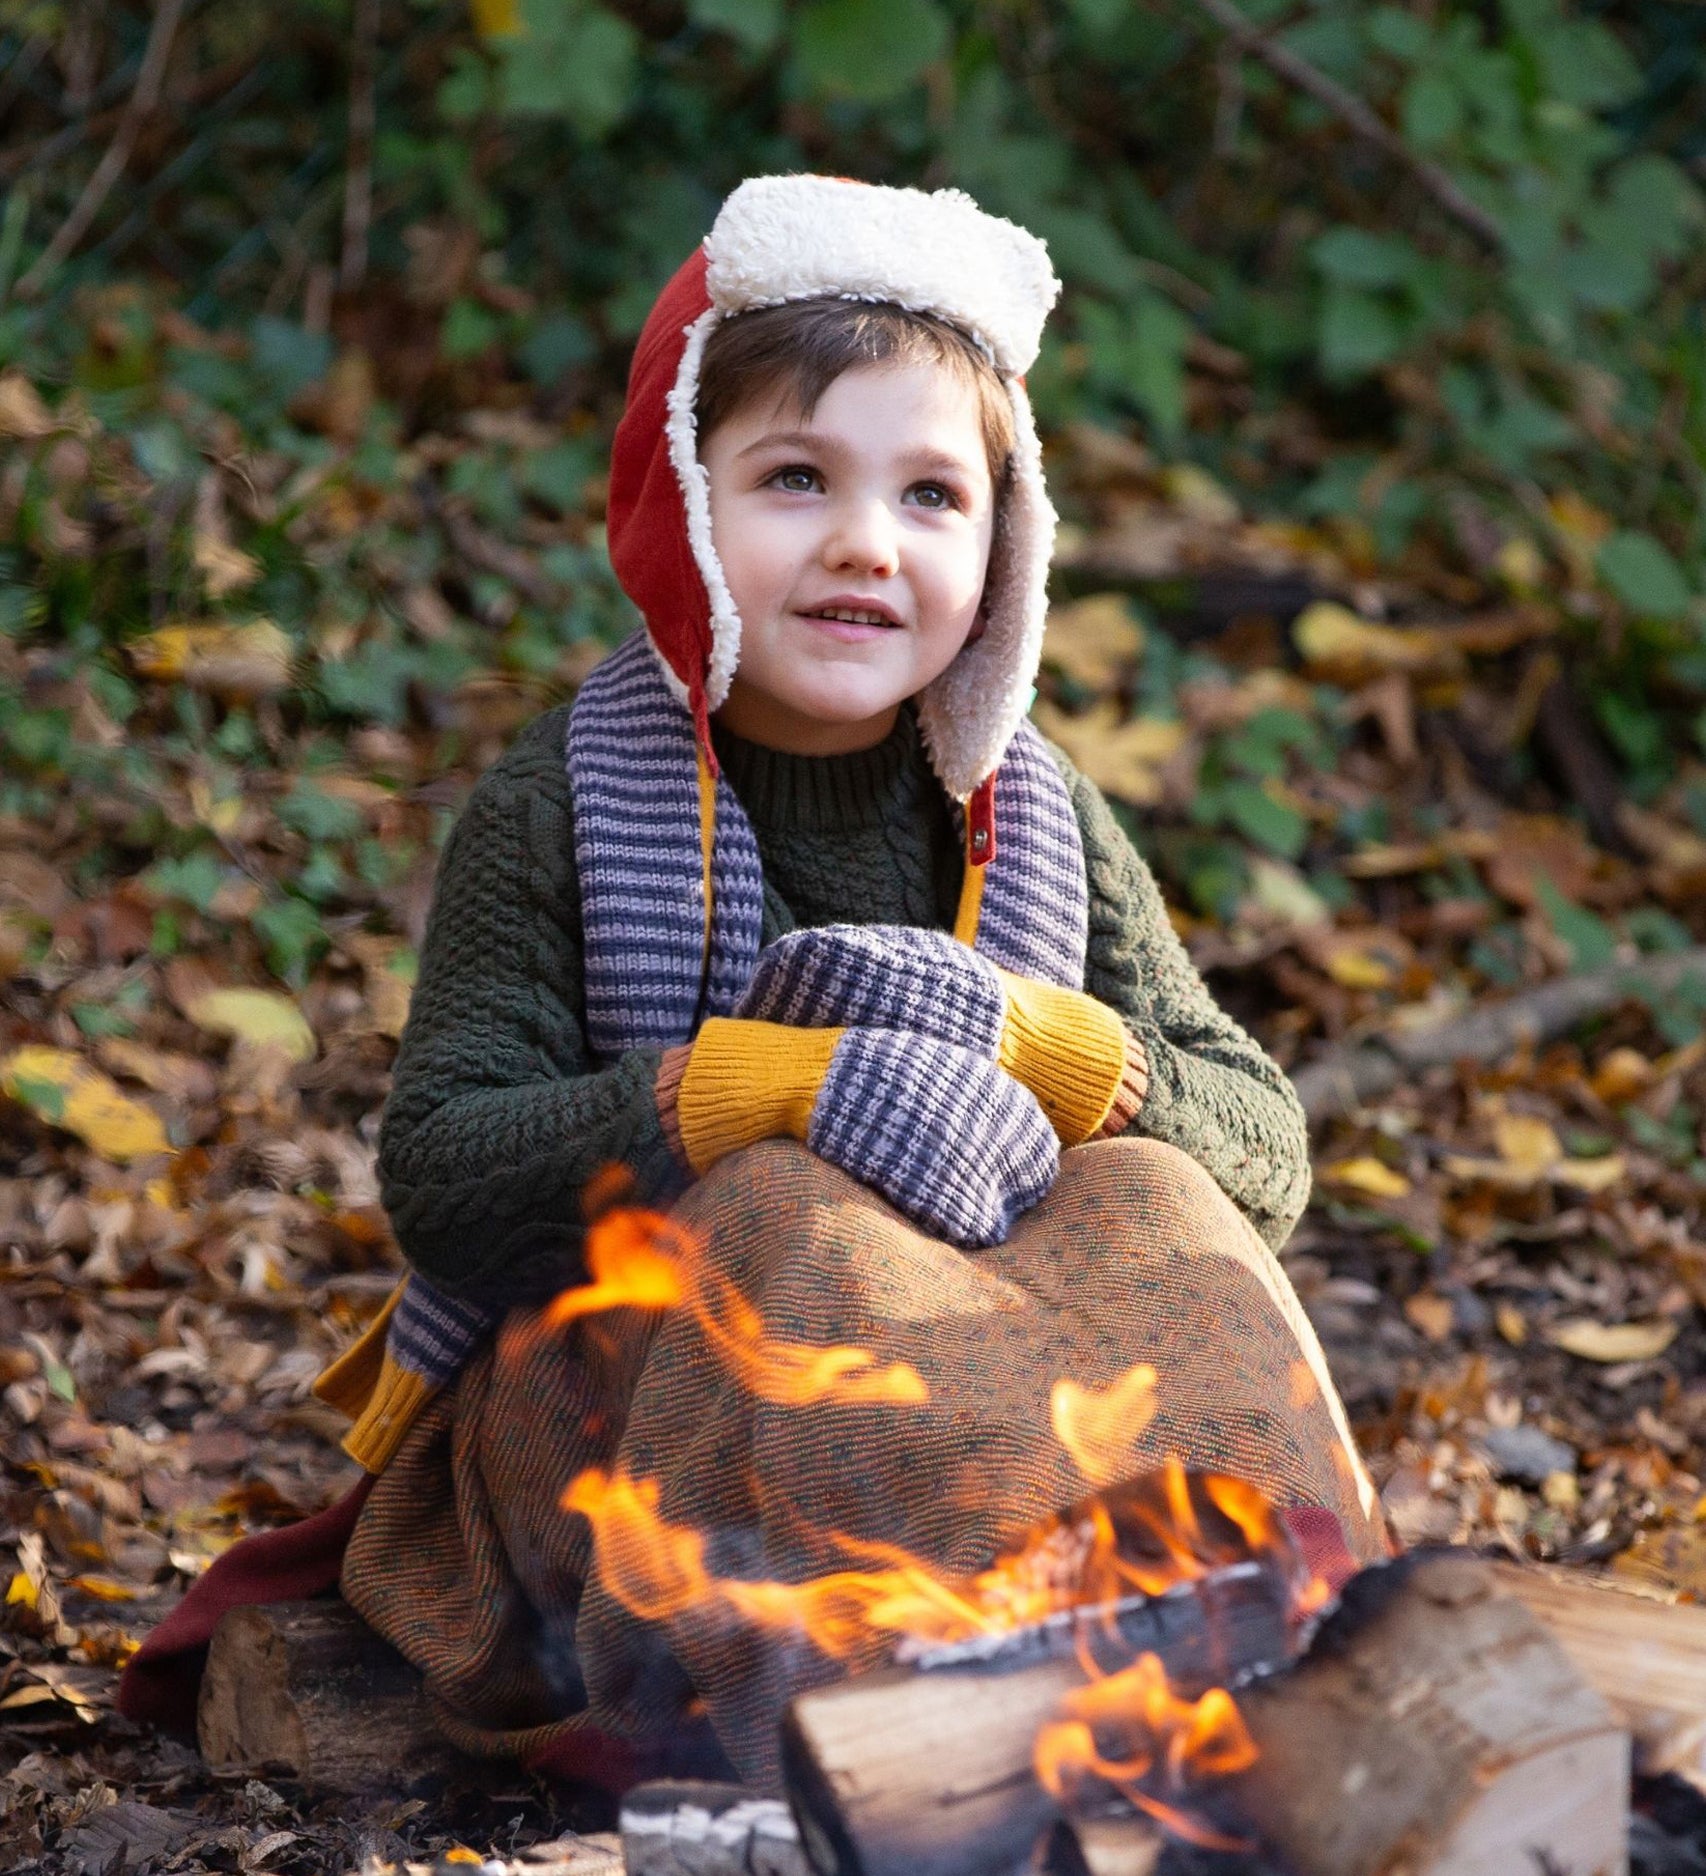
[702,360,996,756]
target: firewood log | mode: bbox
[620,1780,809,1876]
[197,1598,473,1793]
[1229,1552,1628,1876]
[1495,1560,1706,1783]
[780,1561,1295,1876]
[783,1552,1630,1876]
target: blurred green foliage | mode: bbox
[3,0,1703,600]
[2,0,1706,977]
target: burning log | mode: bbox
[780,1557,1296,1876]
[783,1552,1631,1876]
[197,1599,475,1793]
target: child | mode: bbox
[196,177,1388,1787]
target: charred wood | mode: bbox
[619,1780,809,1876]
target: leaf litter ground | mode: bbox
[5,370,1706,1871]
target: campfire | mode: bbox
[542,1203,1630,1876]
[197,1196,1682,1875]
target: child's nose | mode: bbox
[823,497,900,576]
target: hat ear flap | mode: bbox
[918,375,1054,799]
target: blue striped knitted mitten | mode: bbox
[806,1028,1058,1248]
[737,924,1004,1052]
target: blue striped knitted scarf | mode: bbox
[379,631,1088,1394]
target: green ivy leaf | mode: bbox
[142,851,227,915]
[1401,70,1462,149]
[1535,877,1616,972]
[792,0,950,102]
[1596,531,1693,621]
[1318,284,1405,379]
[1219,779,1309,859]
[1311,226,1420,289]
[277,783,364,842]
[1366,6,1430,61]
[496,0,640,139]
[688,0,783,52]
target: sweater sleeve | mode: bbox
[376,707,686,1307]
[1054,748,1312,1249]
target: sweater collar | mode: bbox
[711,706,924,833]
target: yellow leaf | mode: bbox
[1041,594,1145,691]
[1544,1318,1678,1364]
[1031,698,1187,805]
[68,1576,137,1602]
[1591,1046,1653,1104]
[1292,602,1457,684]
[1321,1155,1411,1201]
[1546,491,1614,586]
[1493,1113,1563,1178]
[1243,856,1331,928]
[1495,1302,1528,1347]
[1555,1154,1627,1195]
[1,1045,171,1163]
[5,1571,38,1608]
[1495,536,1545,591]
[128,620,293,700]
[1321,942,1394,990]
[1158,463,1239,527]
[179,987,316,1063]
[470,0,523,37]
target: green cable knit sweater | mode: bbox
[377,703,1310,1306]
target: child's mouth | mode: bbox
[800,606,902,639]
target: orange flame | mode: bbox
[527,1201,927,1409]
[1034,1651,1256,1851]
[1051,1362,1159,1488]
[565,1465,1065,1659]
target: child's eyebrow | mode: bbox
[734,431,981,479]
[733,429,831,459]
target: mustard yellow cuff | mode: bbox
[340,1352,436,1474]
[995,970,1129,1147]
[676,1017,844,1175]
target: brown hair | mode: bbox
[694,297,1016,488]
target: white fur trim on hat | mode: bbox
[918,376,1056,797]
[661,174,1060,775]
[664,305,742,710]
[705,176,1059,377]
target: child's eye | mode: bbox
[908,481,958,511]
[769,465,822,493]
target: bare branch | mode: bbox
[16,0,188,299]
[339,0,381,294]
[1176,0,1506,252]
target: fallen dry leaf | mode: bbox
[1321,1156,1412,1200]
[1543,1318,1678,1363]
[0,370,55,439]
[1040,593,1145,691]
[127,620,294,700]
[1293,602,1461,686]
[1031,698,1187,805]
[176,985,316,1063]
[1495,1302,1528,1346]
[1,1046,171,1163]
[1404,1290,1455,1343]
